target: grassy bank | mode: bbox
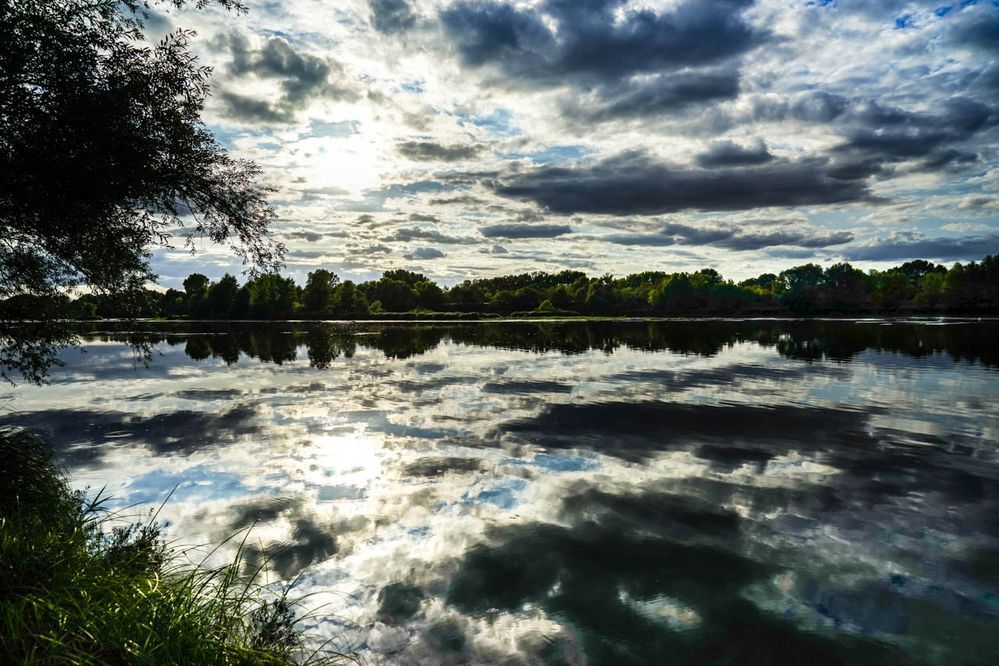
[0,428,352,664]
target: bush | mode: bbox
[0,428,355,664]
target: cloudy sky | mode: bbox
[150,0,999,286]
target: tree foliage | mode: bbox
[16,255,997,328]
[1,0,282,301]
[1,0,283,382]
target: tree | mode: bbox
[183,273,210,317]
[183,274,211,297]
[303,269,340,316]
[205,274,239,318]
[414,280,445,311]
[331,280,367,316]
[368,278,416,312]
[160,288,187,317]
[246,273,298,318]
[777,264,824,312]
[1,0,282,382]
[823,263,869,311]
[382,269,429,286]
[892,260,944,282]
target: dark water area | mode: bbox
[3,319,999,664]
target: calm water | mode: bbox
[3,320,999,664]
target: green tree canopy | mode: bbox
[303,269,340,316]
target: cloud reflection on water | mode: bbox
[2,320,998,663]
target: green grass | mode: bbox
[0,428,356,664]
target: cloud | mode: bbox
[440,0,764,118]
[428,194,486,206]
[369,0,417,34]
[296,185,351,197]
[941,223,993,233]
[284,231,323,242]
[843,232,999,262]
[163,0,999,279]
[480,223,573,238]
[569,67,741,121]
[218,91,292,123]
[696,140,773,168]
[604,221,853,251]
[493,152,873,216]
[385,227,478,244]
[442,0,762,84]
[790,91,851,123]
[215,32,357,122]
[498,399,871,462]
[950,9,999,53]
[356,243,393,254]
[397,140,485,161]
[834,97,994,169]
[403,247,447,260]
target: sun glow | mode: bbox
[309,431,383,487]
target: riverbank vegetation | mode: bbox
[0,428,352,664]
[11,255,998,320]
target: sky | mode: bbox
[147,0,999,287]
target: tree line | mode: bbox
[74,319,999,370]
[8,256,999,320]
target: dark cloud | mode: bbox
[444,483,901,662]
[951,10,999,53]
[285,231,323,242]
[604,221,853,251]
[440,0,763,118]
[428,194,486,206]
[335,180,449,212]
[385,227,477,244]
[746,92,994,179]
[377,583,424,623]
[219,91,292,123]
[243,515,338,579]
[481,380,573,394]
[844,233,999,262]
[834,97,995,171]
[216,32,356,122]
[0,407,261,467]
[355,242,392,254]
[403,247,446,260]
[480,223,573,238]
[497,401,873,463]
[493,152,872,215]
[441,0,762,84]
[790,91,850,122]
[397,140,485,161]
[915,148,980,172]
[229,496,302,529]
[284,229,349,243]
[403,457,488,477]
[369,0,417,34]
[696,140,773,168]
[571,68,741,121]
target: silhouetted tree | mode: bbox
[206,274,239,318]
[1,0,281,382]
[331,280,367,317]
[303,269,340,316]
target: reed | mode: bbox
[0,427,356,664]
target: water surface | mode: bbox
[4,320,999,664]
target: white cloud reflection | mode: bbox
[3,321,999,661]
